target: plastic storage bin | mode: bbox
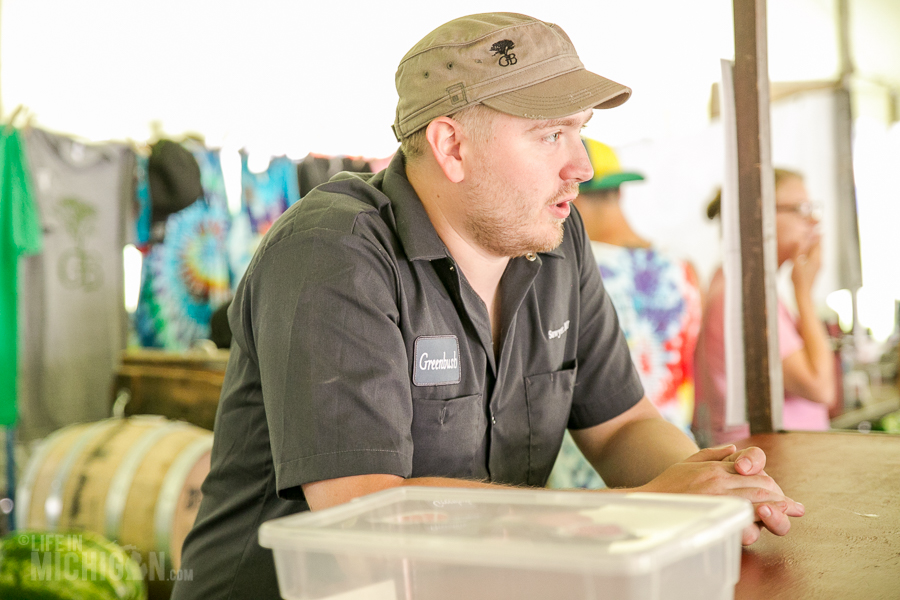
[259,487,753,600]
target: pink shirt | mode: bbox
[692,269,829,446]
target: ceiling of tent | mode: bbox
[1,0,897,157]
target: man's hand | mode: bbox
[635,445,804,545]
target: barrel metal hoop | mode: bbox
[104,421,190,543]
[15,427,73,530]
[154,435,213,565]
[44,420,121,531]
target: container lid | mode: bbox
[259,487,753,575]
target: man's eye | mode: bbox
[545,132,561,142]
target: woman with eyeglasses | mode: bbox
[692,168,837,447]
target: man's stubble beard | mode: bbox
[463,171,577,258]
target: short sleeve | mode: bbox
[566,210,644,429]
[235,217,414,496]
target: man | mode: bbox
[173,13,802,600]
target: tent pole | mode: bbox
[733,0,784,434]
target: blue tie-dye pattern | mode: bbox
[628,250,685,339]
[133,145,231,349]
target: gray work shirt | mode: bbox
[172,152,643,600]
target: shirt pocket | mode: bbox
[524,367,577,486]
[410,394,483,479]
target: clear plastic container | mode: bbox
[259,487,753,600]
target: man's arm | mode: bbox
[571,396,804,545]
[301,399,692,511]
[303,475,512,512]
[571,396,698,488]
[304,397,803,545]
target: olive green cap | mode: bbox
[392,12,632,141]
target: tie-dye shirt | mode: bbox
[548,242,701,489]
[134,144,231,349]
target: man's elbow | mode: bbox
[302,474,405,511]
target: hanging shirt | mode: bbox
[296,153,371,198]
[133,154,152,247]
[19,128,131,440]
[0,129,43,427]
[228,154,299,283]
[133,142,231,349]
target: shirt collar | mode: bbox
[381,152,449,261]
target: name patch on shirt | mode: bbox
[413,336,461,386]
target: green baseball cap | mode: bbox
[579,137,644,192]
[392,13,632,141]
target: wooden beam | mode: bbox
[732,0,784,433]
[709,80,840,120]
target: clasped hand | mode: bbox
[636,445,804,545]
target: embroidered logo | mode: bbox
[548,320,570,340]
[490,40,517,67]
[413,336,462,386]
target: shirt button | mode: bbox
[491,415,497,425]
[525,252,537,261]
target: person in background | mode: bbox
[692,168,836,447]
[548,139,702,489]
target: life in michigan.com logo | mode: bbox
[20,532,193,583]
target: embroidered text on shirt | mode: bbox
[419,351,459,371]
[548,320,570,340]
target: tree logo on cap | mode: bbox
[490,40,517,67]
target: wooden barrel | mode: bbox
[16,416,212,588]
[112,348,229,431]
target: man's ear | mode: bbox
[425,117,465,183]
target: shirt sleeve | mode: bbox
[234,213,414,496]
[10,132,42,256]
[566,208,644,429]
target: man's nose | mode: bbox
[567,140,594,183]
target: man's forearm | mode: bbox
[583,418,699,489]
[303,473,530,511]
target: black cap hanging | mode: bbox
[148,139,203,241]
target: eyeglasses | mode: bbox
[776,202,823,221]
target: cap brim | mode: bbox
[481,69,631,120]
[580,172,644,192]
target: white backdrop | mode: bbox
[1,0,847,157]
[2,0,898,333]
[615,90,841,296]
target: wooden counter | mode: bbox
[735,431,900,599]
